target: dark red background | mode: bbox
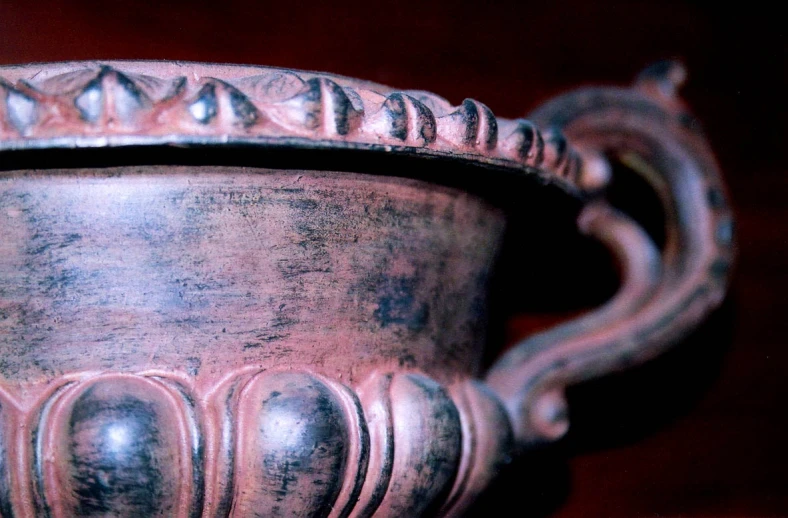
[1,1,785,516]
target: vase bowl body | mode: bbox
[0,165,512,517]
[0,58,735,517]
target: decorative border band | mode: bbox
[0,368,513,517]
[0,62,606,194]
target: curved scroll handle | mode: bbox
[485,62,736,446]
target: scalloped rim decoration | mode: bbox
[0,61,602,195]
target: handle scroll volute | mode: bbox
[485,62,735,447]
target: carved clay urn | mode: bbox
[0,61,733,517]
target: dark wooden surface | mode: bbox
[1,1,785,516]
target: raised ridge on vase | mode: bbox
[0,393,15,518]
[0,364,520,517]
[33,375,203,518]
[0,62,611,196]
[229,370,356,518]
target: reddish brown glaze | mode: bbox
[0,61,732,516]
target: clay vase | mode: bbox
[0,61,733,517]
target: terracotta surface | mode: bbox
[0,57,733,516]
[0,164,508,517]
[2,2,782,516]
[0,168,502,388]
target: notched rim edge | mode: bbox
[0,61,604,197]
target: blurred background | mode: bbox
[1,1,785,516]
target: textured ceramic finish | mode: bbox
[0,61,604,193]
[0,61,733,517]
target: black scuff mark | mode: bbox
[373,275,430,332]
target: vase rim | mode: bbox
[0,60,589,200]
